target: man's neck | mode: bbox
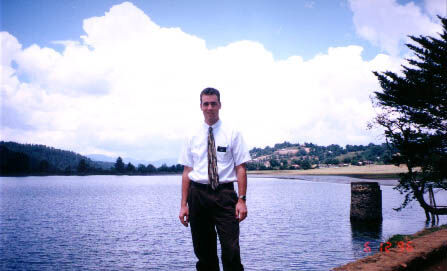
[205,118,219,126]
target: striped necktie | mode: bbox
[208,126,219,190]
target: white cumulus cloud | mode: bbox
[349,0,442,56]
[424,0,447,18]
[2,1,410,160]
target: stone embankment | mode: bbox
[332,229,447,271]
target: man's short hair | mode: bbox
[200,87,220,104]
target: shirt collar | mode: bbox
[203,119,222,131]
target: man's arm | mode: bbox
[235,163,248,222]
[179,166,193,227]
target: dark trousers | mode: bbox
[188,181,244,271]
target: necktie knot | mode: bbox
[209,126,213,134]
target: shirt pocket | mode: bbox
[216,144,232,162]
[190,142,204,162]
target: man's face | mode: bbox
[200,94,221,124]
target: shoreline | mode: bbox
[248,173,400,186]
[248,164,406,186]
[333,227,447,271]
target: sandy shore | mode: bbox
[248,164,408,186]
[248,164,407,177]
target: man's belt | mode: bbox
[191,181,234,191]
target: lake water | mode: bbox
[1,175,446,271]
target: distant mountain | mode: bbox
[149,158,178,167]
[0,141,182,175]
[0,141,110,172]
[86,154,116,163]
[86,154,178,167]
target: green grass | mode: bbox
[380,224,447,251]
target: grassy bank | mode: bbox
[383,224,447,251]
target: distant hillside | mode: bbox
[86,154,117,163]
[0,141,183,176]
[0,141,109,173]
[247,141,395,170]
[0,140,396,175]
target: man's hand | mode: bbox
[235,200,247,222]
[179,205,189,227]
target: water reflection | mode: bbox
[350,221,383,258]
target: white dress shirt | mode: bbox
[178,119,252,184]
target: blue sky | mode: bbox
[1,0,446,160]
[2,0,407,60]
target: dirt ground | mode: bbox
[332,229,447,271]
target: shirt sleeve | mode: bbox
[178,136,193,167]
[231,130,252,166]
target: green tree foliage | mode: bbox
[371,17,447,220]
[137,164,146,173]
[324,158,339,165]
[158,163,169,172]
[126,162,136,173]
[269,159,280,168]
[0,141,183,176]
[0,146,30,174]
[175,164,184,172]
[346,145,367,152]
[77,159,88,173]
[114,157,125,173]
[274,141,295,149]
[0,141,108,172]
[146,164,157,173]
[246,163,257,170]
[247,140,395,170]
[300,159,312,170]
[38,160,50,173]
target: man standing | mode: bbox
[178,87,251,271]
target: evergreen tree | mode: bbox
[158,163,169,172]
[39,159,50,173]
[371,17,447,220]
[77,159,88,173]
[137,164,146,174]
[115,157,125,173]
[126,162,136,173]
[175,164,184,172]
[0,146,30,174]
[146,164,157,173]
